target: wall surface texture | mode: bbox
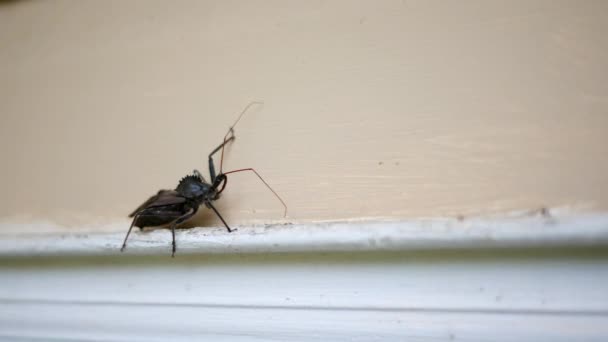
[1,0,607,228]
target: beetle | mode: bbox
[120,102,287,256]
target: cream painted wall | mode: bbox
[1,0,607,228]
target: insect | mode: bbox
[120,102,287,257]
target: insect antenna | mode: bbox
[223,167,288,217]
[219,101,264,173]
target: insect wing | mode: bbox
[128,190,187,217]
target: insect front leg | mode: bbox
[208,101,263,181]
[208,131,235,182]
[206,201,236,233]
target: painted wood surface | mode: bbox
[1,213,607,340]
[1,212,607,257]
[1,1,607,227]
[2,249,608,341]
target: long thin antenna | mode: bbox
[223,167,288,217]
[219,101,264,173]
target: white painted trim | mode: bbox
[2,247,608,341]
[1,212,607,256]
[1,213,608,341]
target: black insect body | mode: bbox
[121,103,287,257]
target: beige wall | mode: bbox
[1,0,607,227]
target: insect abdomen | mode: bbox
[133,204,188,228]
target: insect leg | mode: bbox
[223,168,288,217]
[170,206,198,257]
[120,214,140,252]
[208,133,235,182]
[206,201,236,233]
[208,102,264,182]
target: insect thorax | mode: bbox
[176,175,213,199]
